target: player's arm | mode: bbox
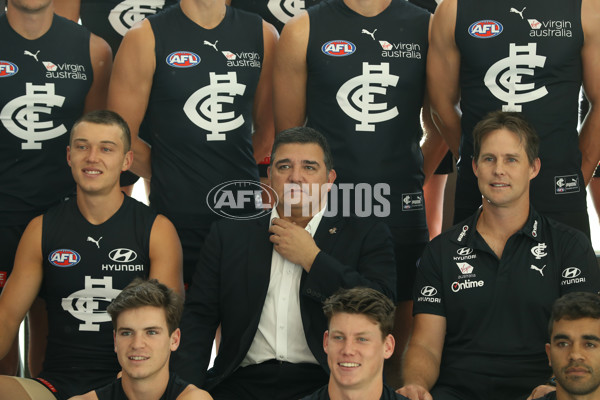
[421,18,450,184]
[427,0,461,158]
[273,12,310,133]
[68,391,98,400]
[251,21,278,163]
[108,20,155,179]
[579,0,600,184]
[0,216,44,359]
[83,34,113,113]
[396,313,446,400]
[148,215,184,296]
[53,0,80,22]
[421,95,449,186]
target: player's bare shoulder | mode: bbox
[67,391,98,400]
[179,383,214,400]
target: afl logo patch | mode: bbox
[166,51,201,68]
[49,249,81,267]
[0,61,18,78]
[468,20,503,38]
[321,40,356,57]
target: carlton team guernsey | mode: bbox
[80,0,179,55]
[230,0,321,32]
[146,5,262,229]
[302,384,409,400]
[38,196,155,397]
[413,207,600,379]
[95,373,189,400]
[306,0,429,241]
[0,14,92,227]
[454,0,586,215]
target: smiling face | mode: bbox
[546,318,600,397]
[114,306,180,382]
[67,121,132,196]
[268,142,336,218]
[324,313,394,395]
[472,128,540,210]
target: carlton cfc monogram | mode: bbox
[183,71,246,141]
[0,82,67,149]
[336,62,399,132]
[109,0,167,36]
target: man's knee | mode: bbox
[0,376,55,400]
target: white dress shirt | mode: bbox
[240,206,326,367]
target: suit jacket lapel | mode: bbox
[247,216,273,309]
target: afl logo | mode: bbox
[0,61,18,78]
[166,51,201,68]
[49,249,81,267]
[468,20,503,38]
[321,40,356,57]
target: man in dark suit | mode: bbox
[173,126,397,400]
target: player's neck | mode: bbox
[180,0,227,29]
[121,367,171,400]
[76,188,125,225]
[6,4,54,40]
[476,199,530,257]
[327,379,384,400]
[556,383,600,400]
[343,0,391,17]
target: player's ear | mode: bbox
[323,330,330,354]
[383,334,395,360]
[170,328,181,351]
[67,146,72,166]
[529,157,541,180]
[113,330,117,353]
[472,157,479,177]
[327,168,337,185]
[545,342,552,367]
[122,150,133,172]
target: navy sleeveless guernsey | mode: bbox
[146,5,262,230]
[80,0,179,55]
[96,373,189,400]
[38,196,155,398]
[230,0,322,32]
[306,0,430,242]
[454,0,585,217]
[0,14,92,227]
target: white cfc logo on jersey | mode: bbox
[61,276,121,332]
[0,82,67,150]
[183,72,247,141]
[337,62,399,132]
[268,0,305,24]
[109,0,166,36]
[484,43,548,111]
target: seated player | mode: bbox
[398,111,600,400]
[71,278,211,400]
[302,287,410,400]
[0,110,183,400]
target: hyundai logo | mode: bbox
[420,286,437,297]
[562,267,581,279]
[109,248,137,263]
[456,247,473,256]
